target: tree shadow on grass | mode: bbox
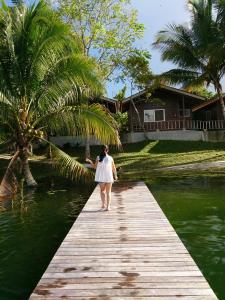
[148,140,225,154]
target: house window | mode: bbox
[179,108,191,117]
[144,109,165,122]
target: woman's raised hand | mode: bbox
[85,158,92,164]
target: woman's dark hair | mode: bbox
[99,145,109,162]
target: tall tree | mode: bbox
[55,0,144,156]
[119,50,153,129]
[55,0,145,81]
[0,0,119,198]
[154,0,225,119]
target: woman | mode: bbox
[86,145,117,211]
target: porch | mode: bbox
[132,119,225,132]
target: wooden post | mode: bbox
[129,104,133,132]
[182,96,185,129]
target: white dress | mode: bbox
[95,154,114,183]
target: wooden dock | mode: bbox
[30,181,217,299]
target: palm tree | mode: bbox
[0,1,119,198]
[153,0,225,120]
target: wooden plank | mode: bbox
[30,288,215,297]
[30,296,217,300]
[32,281,210,289]
[29,182,218,299]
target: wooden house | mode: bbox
[122,85,207,131]
[192,96,225,120]
[95,85,225,132]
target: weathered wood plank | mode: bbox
[30,296,217,300]
[41,271,204,279]
[32,281,211,289]
[30,288,216,297]
[29,182,217,299]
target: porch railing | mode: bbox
[132,120,225,132]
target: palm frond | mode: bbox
[157,69,205,86]
[31,54,103,115]
[0,91,17,128]
[0,138,14,153]
[154,0,225,97]
[42,139,93,182]
[35,104,121,146]
[74,104,120,146]
[153,24,204,70]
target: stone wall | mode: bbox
[50,136,101,147]
[50,130,225,147]
[121,130,204,143]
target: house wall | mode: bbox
[50,136,101,147]
[51,131,197,147]
[122,130,225,143]
[193,102,222,120]
[128,89,202,130]
[122,130,204,143]
[50,130,225,147]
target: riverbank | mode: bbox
[1,140,225,181]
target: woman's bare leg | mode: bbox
[99,183,106,209]
[105,183,113,211]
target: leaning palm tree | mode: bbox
[153,0,225,119]
[0,1,119,198]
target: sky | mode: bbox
[131,0,190,76]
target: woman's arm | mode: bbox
[86,158,98,169]
[112,161,118,181]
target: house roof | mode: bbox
[123,85,206,103]
[192,94,225,112]
[91,96,116,106]
[97,85,206,107]
[100,96,116,104]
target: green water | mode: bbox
[0,160,225,300]
[150,176,225,300]
[0,162,94,300]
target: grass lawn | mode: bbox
[54,140,225,181]
[1,140,225,182]
[112,140,225,180]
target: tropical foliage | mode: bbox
[114,86,127,113]
[184,86,214,100]
[119,49,153,128]
[0,0,119,197]
[114,112,129,133]
[154,0,225,119]
[120,50,153,92]
[55,0,145,81]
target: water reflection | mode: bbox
[0,179,37,213]
[0,175,93,300]
[150,176,225,300]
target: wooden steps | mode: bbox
[29,181,218,299]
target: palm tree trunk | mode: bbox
[46,144,52,159]
[0,150,19,198]
[20,149,38,187]
[46,134,52,159]
[85,137,91,158]
[216,83,225,120]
